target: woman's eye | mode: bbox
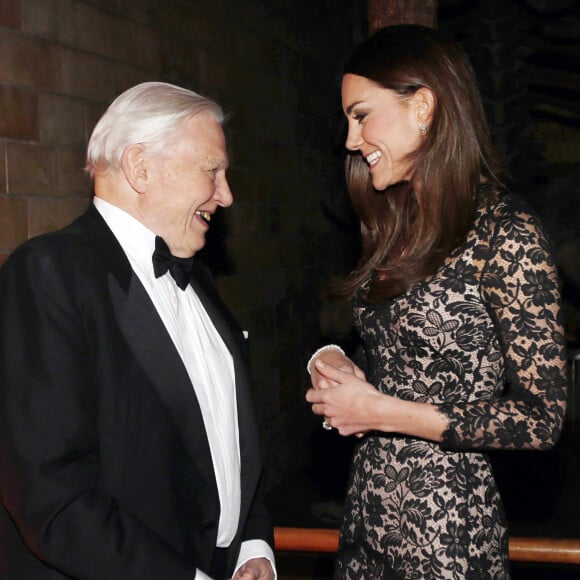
[353,112,367,124]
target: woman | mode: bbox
[306,25,567,579]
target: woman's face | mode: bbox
[341,73,424,191]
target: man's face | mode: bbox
[138,112,233,257]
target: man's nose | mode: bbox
[215,175,233,207]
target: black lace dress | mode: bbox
[335,192,568,579]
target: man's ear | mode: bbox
[121,144,148,193]
[413,87,435,126]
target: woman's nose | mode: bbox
[345,125,363,151]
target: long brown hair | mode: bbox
[328,25,504,303]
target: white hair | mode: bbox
[85,81,224,177]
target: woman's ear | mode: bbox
[413,87,435,127]
[121,144,148,193]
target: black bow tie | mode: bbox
[152,236,194,291]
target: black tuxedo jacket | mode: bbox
[0,206,273,579]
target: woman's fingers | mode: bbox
[353,365,366,380]
[305,388,324,406]
[311,367,337,389]
[314,359,352,383]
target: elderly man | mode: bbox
[0,82,275,579]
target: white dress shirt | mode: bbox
[94,197,275,579]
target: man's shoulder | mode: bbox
[2,206,122,279]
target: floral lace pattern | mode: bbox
[336,192,567,579]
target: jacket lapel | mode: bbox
[108,271,219,492]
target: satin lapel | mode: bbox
[107,265,217,493]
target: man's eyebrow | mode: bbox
[204,156,228,169]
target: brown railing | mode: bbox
[274,527,580,565]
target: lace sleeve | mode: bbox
[440,199,568,450]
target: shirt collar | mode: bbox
[93,196,157,278]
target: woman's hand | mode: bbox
[306,359,382,436]
[307,359,448,442]
[310,349,365,390]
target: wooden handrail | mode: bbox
[509,537,580,564]
[275,527,339,553]
[274,527,580,565]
